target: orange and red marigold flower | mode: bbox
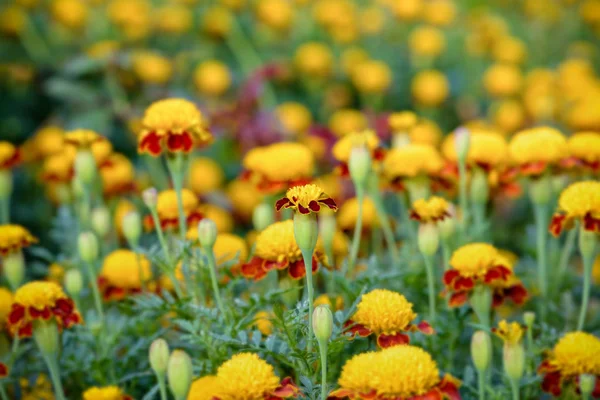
[143,189,203,231]
[276,184,337,214]
[549,181,600,237]
[7,281,82,337]
[0,224,37,256]
[443,243,528,308]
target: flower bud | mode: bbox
[579,374,596,398]
[471,330,491,372]
[197,219,217,249]
[71,178,84,200]
[528,175,551,206]
[33,320,60,357]
[122,211,142,246]
[252,203,274,231]
[293,212,319,253]
[2,251,24,290]
[149,338,170,377]
[74,151,97,184]
[349,146,372,187]
[319,210,336,254]
[454,127,470,162]
[142,187,158,209]
[91,207,111,238]
[469,169,489,205]
[65,269,83,297]
[167,350,192,400]
[418,223,439,256]
[579,226,598,261]
[312,305,333,343]
[78,232,99,263]
[0,170,13,199]
[523,311,535,328]
[503,342,525,381]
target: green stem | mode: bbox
[510,378,520,400]
[555,227,577,293]
[318,341,328,400]
[442,240,451,271]
[473,202,486,234]
[423,254,437,322]
[370,192,399,267]
[84,261,104,322]
[398,193,416,247]
[0,383,8,400]
[302,248,315,353]
[135,251,147,292]
[149,208,184,298]
[347,188,365,277]
[0,198,8,224]
[526,326,534,377]
[534,204,548,320]
[43,353,66,400]
[478,370,486,400]
[157,374,168,400]
[144,156,169,190]
[577,250,594,331]
[206,250,227,321]
[458,159,469,237]
[167,155,189,243]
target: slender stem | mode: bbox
[473,202,486,235]
[577,250,594,331]
[534,204,548,321]
[168,155,188,243]
[370,191,399,267]
[510,379,520,400]
[157,374,168,400]
[398,193,416,247]
[43,353,66,400]
[149,208,184,298]
[0,198,8,224]
[526,326,534,377]
[347,188,365,276]
[555,227,577,293]
[318,341,328,400]
[301,248,315,353]
[458,159,469,236]
[144,156,169,190]
[84,261,104,322]
[205,250,227,321]
[423,254,437,322]
[0,383,8,400]
[442,240,451,271]
[478,370,485,400]
[135,251,147,292]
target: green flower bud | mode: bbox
[523,311,535,328]
[3,251,25,290]
[349,146,372,187]
[252,203,274,231]
[293,212,318,253]
[91,207,111,238]
[197,219,218,249]
[74,151,97,184]
[579,226,598,261]
[471,330,492,372]
[0,169,13,199]
[503,342,525,381]
[149,338,170,377]
[142,188,158,209]
[528,175,551,206]
[470,285,492,327]
[167,350,193,400]
[122,211,142,246]
[33,320,60,357]
[312,305,333,343]
[454,127,470,162]
[65,269,83,297]
[469,168,489,205]
[418,223,439,256]
[319,210,336,255]
[78,232,99,263]
[579,374,596,398]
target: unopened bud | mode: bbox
[418,223,439,256]
[319,210,336,254]
[503,342,525,381]
[579,374,596,398]
[454,127,470,162]
[149,338,170,377]
[471,330,491,372]
[253,203,274,231]
[312,305,333,343]
[197,219,217,249]
[33,320,60,357]
[65,269,83,297]
[469,169,489,205]
[579,226,598,261]
[78,232,99,263]
[528,175,551,206]
[523,312,535,328]
[74,151,96,184]
[142,187,158,209]
[293,212,318,253]
[3,251,25,290]
[349,146,372,187]
[122,211,142,246]
[167,350,192,400]
[0,170,13,199]
[91,207,111,238]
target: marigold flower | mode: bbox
[383,144,444,190]
[240,220,327,280]
[345,289,434,348]
[538,332,600,397]
[254,311,274,336]
[193,60,231,96]
[212,353,300,400]
[443,243,528,308]
[276,102,313,137]
[46,263,65,285]
[276,184,337,215]
[83,386,132,400]
[0,224,37,255]
[188,157,225,196]
[330,345,460,399]
[483,64,523,98]
[337,197,379,233]
[242,142,314,193]
[508,127,567,176]
[98,250,152,300]
[131,51,173,85]
[388,111,418,133]
[332,130,384,177]
[328,109,368,137]
[550,181,600,236]
[40,151,76,184]
[442,129,508,170]
[64,129,107,150]
[0,141,20,169]
[409,26,446,57]
[51,0,88,30]
[198,204,233,233]
[227,179,264,221]
[411,70,449,107]
[566,131,600,172]
[144,189,202,231]
[0,287,13,331]
[314,293,344,311]
[7,281,81,337]
[410,196,451,223]
[294,42,333,78]
[99,153,135,198]
[138,98,212,156]
[493,320,525,344]
[256,0,293,31]
[188,376,223,400]
[21,125,64,162]
[351,60,392,94]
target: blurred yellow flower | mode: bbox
[188,157,225,196]
[193,60,231,96]
[351,60,392,94]
[51,0,88,30]
[132,51,172,85]
[411,70,449,107]
[276,102,313,137]
[409,26,446,58]
[294,42,333,78]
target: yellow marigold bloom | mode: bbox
[314,293,344,311]
[21,125,64,162]
[63,129,106,149]
[202,6,232,38]
[227,179,264,221]
[131,51,172,85]
[0,224,37,255]
[47,263,65,285]
[8,281,81,337]
[0,6,26,37]
[256,0,293,31]
[294,42,333,78]
[276,184,337,214]
[383,144,443,189]
[332,129,381,163]
[409,119,442,147]
[51,0,88,30]
[254,311,274,335]
[508,127,567,176]
[100,153,135,198]
[188,376,222,400]
[214,233,248,266]
[348,289,433,348]
[449,243,499,278]
[193,60,231,96]
[146,189,202,231]
[567,131,600,171]
[331,345,460,399]
[154,4,192,34]
[550,181,600,236]
[99,250,152,300]
[409,26,446,57]
[138,98,212,156]
[200,204,233,233]
[484,64,523,98]
[328,109,368,137]
[83,386,131,400]
[337,197,379,232]
[107,0,151,41]
[188,157,225,196]
[0,141,20,169]
[493,36,527,65]
[0,287,13,330]
[539,332,600,397]
[493,320,524,344]
[391,0,422,21]
[491,99,525,135]
[86,40,120,60]
[340,47,369,77]
[389,111,418,132]
[442,129,508,169]
[213,353,299,400]
[410,196,450,223]
[351,60,392,94]
[242,142,314,192]
[411,70,449,107]
[423,0,455,26]
[40,150,75,184]
[276,102,312,137]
